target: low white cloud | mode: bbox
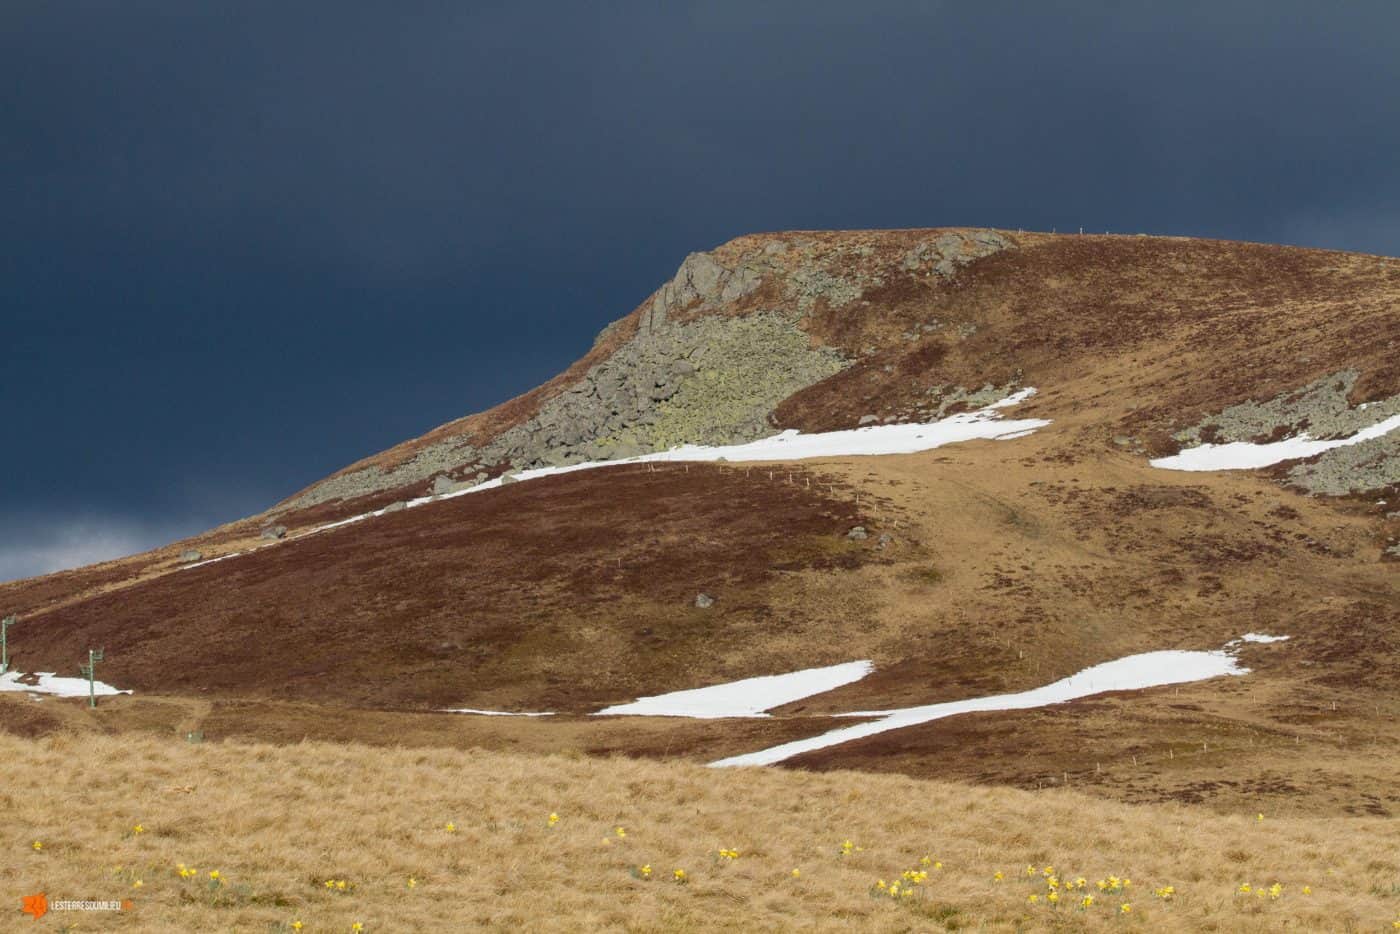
[0,516,191,584]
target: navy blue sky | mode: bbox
[4,2,1400,580]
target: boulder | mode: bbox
[695,593,715,609]
[259,524,287,541]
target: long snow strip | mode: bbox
[710,638,1280,768]
[280,389,1051,541]
[595,660,874,719]
[1150,414,1400,472]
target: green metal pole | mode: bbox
[1,616,14,675]
[79,647,104,709]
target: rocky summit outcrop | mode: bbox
[280,229,1016,512]
[276,228,1400,519]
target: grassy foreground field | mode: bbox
[3,734,1398,931]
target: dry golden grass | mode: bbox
[3,734,1399,932]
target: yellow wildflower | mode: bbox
[1048,891,1060,904]
[791,868,800,878]
[132,824,144,835]
[31,841,42,851]
[1302,886,1312,895]
[444,822,456,833]
[673,868,687,883]
[1238,883,1251,895]
[615,826,627,839]
[1121,903,1132,914]
[336,880,347,891]
[1269,883,1282,899]
[210,870,222,882]
[640,864,652,879]
[993,871,1004,882]
[291,923,303,932]
[547,813,559,827]
[132,880,142,889]
[407,877,417,889]
[352,925,364,933]
[1081,895,1094,908]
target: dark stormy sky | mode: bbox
[4,3,1400,581]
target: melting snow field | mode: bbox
[709,637,1282,768]
[596,660,874,718]
[1150,414,1400,472]
[0,670,131,699]
[184,390,1051,565]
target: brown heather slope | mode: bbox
[1,229,1397,819]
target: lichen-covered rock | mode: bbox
[1171,370,1400,495]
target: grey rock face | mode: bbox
[382,501,407,513]
[847,526,869,541]
[280,232,1015,514]
[695,592,715,609]
[901,230,1012,279]
[178,549,203,563]
[1174,370,1400,447]
[1170,370,1400,495]
[859,414,879,426]
[259,524,287,540]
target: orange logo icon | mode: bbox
[21,892,47,920]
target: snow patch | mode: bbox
[0,671,131,699]
[596,660,874,719]
[1235,633,1290,644]
[1150,414,1400,472]
[191,390,1050,563]
[710,640,1266,768]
